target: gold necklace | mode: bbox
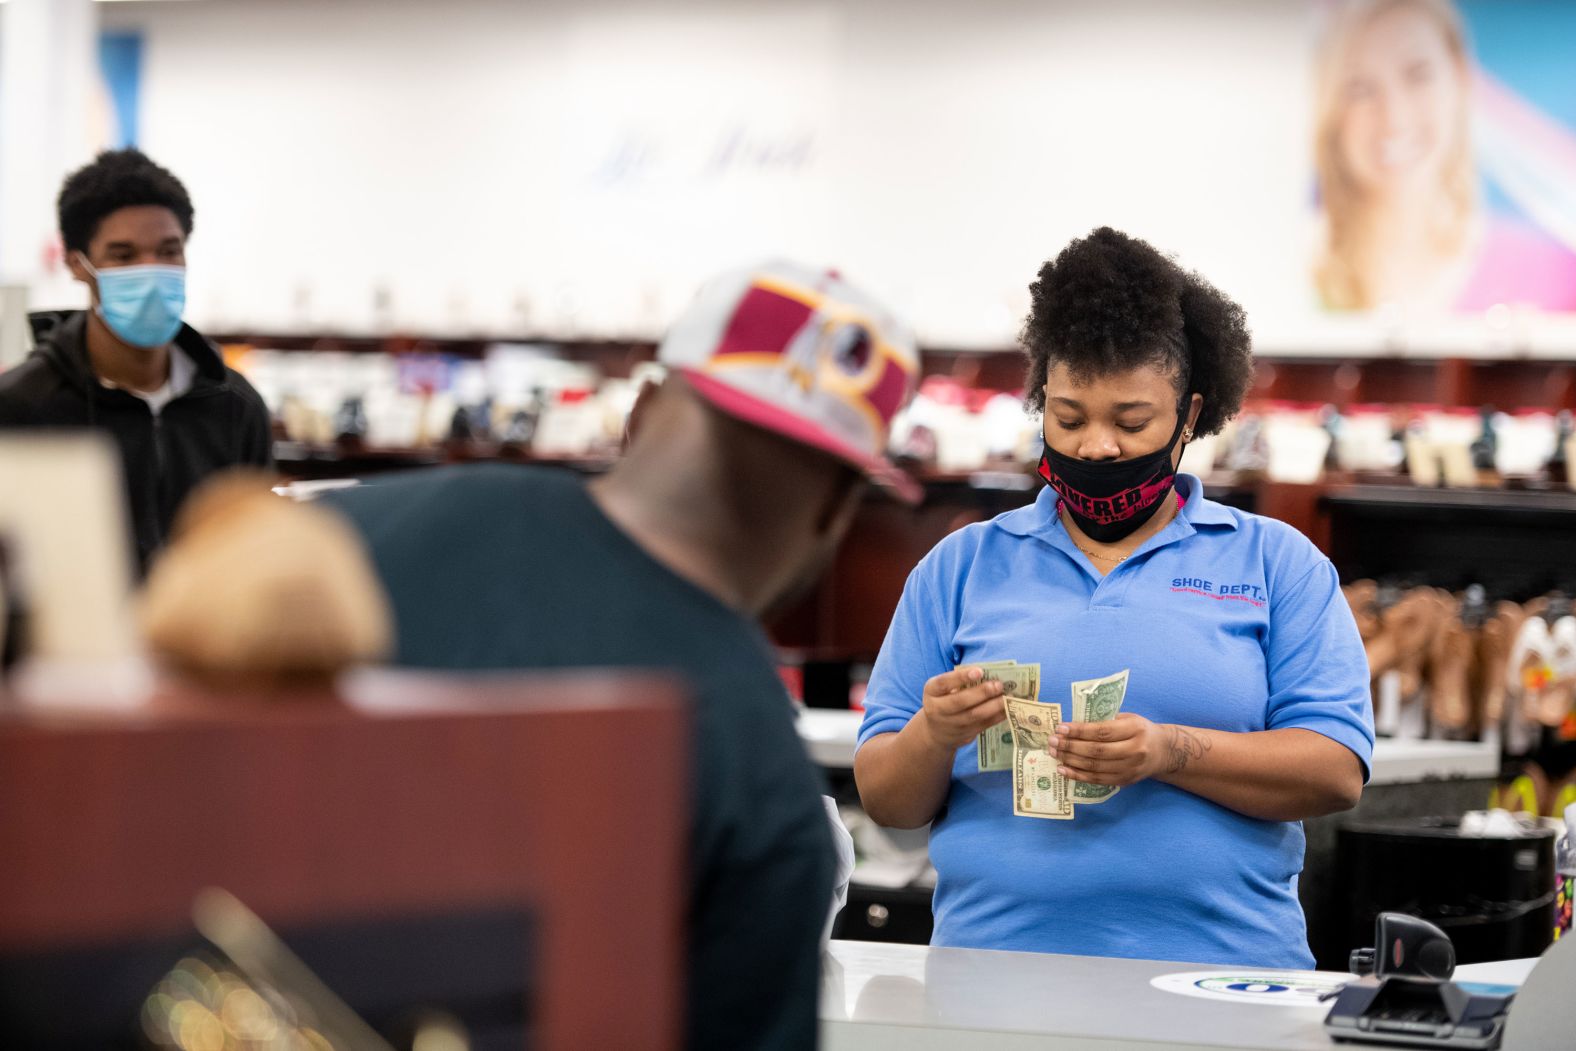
[1074,542,1129,564]
[1063,490,1179,566]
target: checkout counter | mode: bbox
[819,941,1549,1050]
[804,711,1572,1046]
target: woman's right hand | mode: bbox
[918,667,1008,752]
[858,667,1005,829]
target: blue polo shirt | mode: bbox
[857,473,1374,968]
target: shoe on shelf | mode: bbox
[1426,598,1472,735]
[1540,616,1576,728]
[1478,601,1526,729]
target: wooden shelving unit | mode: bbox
[236,329,1576,696]
[1251,356,1576,411]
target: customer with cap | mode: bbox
[855,228,1374,968]
[0,149,273,574]
[321,261,919,1050]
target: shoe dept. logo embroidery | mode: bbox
[1171,578,1265,607]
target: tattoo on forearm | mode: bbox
[1163,725,1212,775]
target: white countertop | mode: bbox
[1360,737,1502,786]
[820,940,1537,1051]
[797,709,867,768]
[1453,957,1539,985]
[798,708,1499,786]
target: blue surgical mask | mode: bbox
[78,254,186,348]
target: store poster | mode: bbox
[1309,0,1576,314]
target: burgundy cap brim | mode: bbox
[678,367,922,505]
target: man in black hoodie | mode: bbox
[0,149,273,573]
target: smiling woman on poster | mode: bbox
[854,228,1375,968]
[1312,0,1576,312]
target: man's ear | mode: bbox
[65,250,94,290]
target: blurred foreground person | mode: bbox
[141,472,391,686]
[322,262,919,1050]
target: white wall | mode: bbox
[0,0,101,319]
[79,0,1332,348]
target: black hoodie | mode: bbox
[0,310,273,573]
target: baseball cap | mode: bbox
[658,261,922,503]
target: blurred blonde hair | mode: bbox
[1313,0,1477,309]
[141,472,391,683]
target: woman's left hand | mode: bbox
[1048,713,1169,788]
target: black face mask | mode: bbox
[1037,408,1189,544]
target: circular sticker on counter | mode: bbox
[1150,970,1354,1007]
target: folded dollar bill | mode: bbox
[964,660,1041,771]
[1068,669,1129,804]
[1004,697,1072,820]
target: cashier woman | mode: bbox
[854,228,1375,969]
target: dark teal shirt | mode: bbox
[326,465,831,1050]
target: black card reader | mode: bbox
[1323,974,1516,1049]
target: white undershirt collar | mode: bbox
[98,344,196,416]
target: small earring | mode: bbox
[1182,428,1194,442]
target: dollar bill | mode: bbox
[965,661,1041,771]
[1004,697,1072,819]
[977,718,1018,772]
[983,662,1041,701]
[1069,669,1130,804]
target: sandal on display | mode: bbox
[1478,600,1526,731]
[1395,589,1447,708]
[1426,594,1472,736]
[1510,615,1555,726]
[1540,616,1576,729]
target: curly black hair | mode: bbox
[58,149,194,255]
[1022,227,1253,437]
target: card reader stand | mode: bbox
[1323,974,1513,1049]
